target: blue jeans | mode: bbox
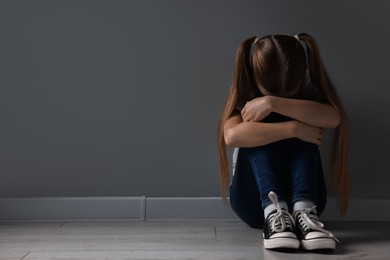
[229,114,327,229]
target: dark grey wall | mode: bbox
[0,1,389,199]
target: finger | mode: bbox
[241,106,246,114]
[241,108,247,119]
[241,111,246,120]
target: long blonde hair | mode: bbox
[217,33,349,216]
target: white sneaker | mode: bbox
[263,192,299,250]
[293,207,339,250]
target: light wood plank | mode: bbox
[0,251,30,260]
[23,250,261,260]
[1,220,390,260]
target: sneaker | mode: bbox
[263,192,299,250]
[293,207,339,250]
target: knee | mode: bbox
[244,141,281,156]
[287,138,319,151]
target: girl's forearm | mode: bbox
[224,119,296,148]
[270,96,340,128]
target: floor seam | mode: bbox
[58,221,67,228]
[20,251,31,260]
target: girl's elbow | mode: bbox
[333,118,341,128]
[224,128,238,147]
[327,112,341,128]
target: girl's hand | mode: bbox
[293,121,323,145]
[241,96,272,122]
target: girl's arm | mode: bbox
[241,96,340,128]
[224,112,323,148]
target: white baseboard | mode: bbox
[0,197,144,220]
[145,197,237,220]
[0,197,388,221]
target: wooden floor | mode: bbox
[0,220,389,259]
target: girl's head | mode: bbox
[251,35,307,98]
[217,33,349,217]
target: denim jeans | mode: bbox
[229,114,327,229]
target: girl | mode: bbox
[217,33,349,251]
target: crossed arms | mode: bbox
[224,96,340,148]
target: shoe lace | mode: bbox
[294,207,340,243]
[268,191,295,233]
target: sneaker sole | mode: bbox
[264,238,300,250]
[301,238,336,250]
